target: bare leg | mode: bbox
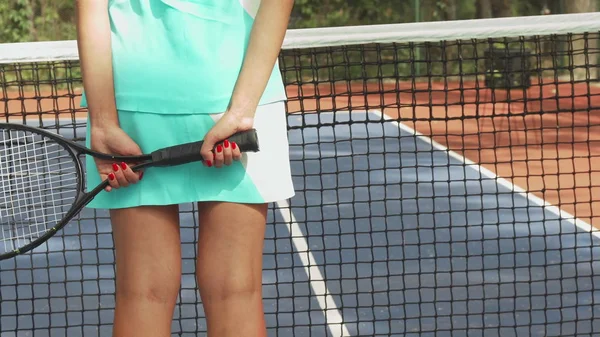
[110,205,182,337]
[196,202,268,337]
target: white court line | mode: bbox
[275,200,352,337]
[370,109,600,238]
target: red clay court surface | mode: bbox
[3,79,600,229]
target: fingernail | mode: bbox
[224,140,229,148]
[112,163,119,171]
[108,173,115,181]
[232,142,237,150]
[120,162,127,170]
[217,145,223,153]
[206,160,212,167]
[139,172,144,180]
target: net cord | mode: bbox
[1,12,600,63]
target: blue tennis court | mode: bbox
[2,110,599,337]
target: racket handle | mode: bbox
[149,129,260,167]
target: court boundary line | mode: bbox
[275,200,351,337]
[370,109,600,238]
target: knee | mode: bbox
[117,278,181,304]
[196,270,260,301]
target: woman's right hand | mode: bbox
[90,125,144,192]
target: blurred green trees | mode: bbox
[0,0,596,43]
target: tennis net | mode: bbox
[2,12,600,337]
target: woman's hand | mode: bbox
[199,0,293,168]
[199,110,252,168]
[78,0,136,191]
[90,125,144,191]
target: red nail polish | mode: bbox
[224,140,229,148]
[231,142,237,150]
[112,163,119,171]
[120,162,127,170]
[108,173,115,181]
[217,145,223,153]
[139,172,144,180]
[206,160,212,167]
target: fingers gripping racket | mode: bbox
[0,123,259,260]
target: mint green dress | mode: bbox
[82,0,295,208]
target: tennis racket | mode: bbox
[0,122,260,260]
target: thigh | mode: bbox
[109,205,183,337]
[111,205,182,292]
[195,202,269,337]
[196,202,268,287]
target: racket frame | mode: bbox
[0,122,259,259]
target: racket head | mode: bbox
[0,123,85,260]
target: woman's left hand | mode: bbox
[200,110,254,168]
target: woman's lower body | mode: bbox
[85,101,295,337]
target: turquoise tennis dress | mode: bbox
[81,0,295,208]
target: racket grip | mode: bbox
[149,129,260,167]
